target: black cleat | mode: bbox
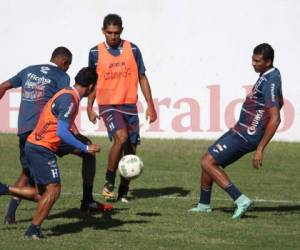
[24,227,44,240]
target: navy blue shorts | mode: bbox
[25,142,61,185]
[208,129,257,168]
[18,131,32,170]
[99,104,140,145]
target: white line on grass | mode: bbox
[60,192,300,204]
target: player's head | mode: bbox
[74,67,98,97]
[252,43,274,73]
[50,47,72,72]
[102,14,123,48]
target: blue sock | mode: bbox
[224,183,242,201]
[0,183,9,195]
[199,188,212,205]
[82,184,93,203]
[105,170,116,186]
[6,198,21,219]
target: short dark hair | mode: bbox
[75,67,98,87]
[51,47,72,61]
[253,43,274,63]
[103,14,122,29]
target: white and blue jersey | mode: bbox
[233,68,283,145]
[208,67,283,167]
[88,40,146,75]
[9,63,70,135]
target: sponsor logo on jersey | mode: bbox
[247,109,264,135]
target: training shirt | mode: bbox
[233,68,283,145]
[88,40,146,75]
[27,87,87,152]
[9,63,70,135]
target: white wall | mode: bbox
[0,0,299,141]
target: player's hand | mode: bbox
[252,150,263,169]
[87,144,101,155]
[146,105,157,123]
[87,109,100,124]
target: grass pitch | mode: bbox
[0,133,299,250]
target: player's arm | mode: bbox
[0,80,13,99]
[1,69,26,99]
[87,47,99,124]
[139,74,157,123]
[57,120,100,154]
[54,94,100,154]
[134,45,157,123]
[252,107,281,169]
[87,88,99,124]
[252,78,282,169]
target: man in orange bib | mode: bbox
[87,14,157,202]
[0,67,107,239]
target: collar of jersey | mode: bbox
[262,67,275,76]
[48,62,58,67]
[104,40,124,51]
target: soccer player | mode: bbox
[87,14,157,202]
[190,43,283,219]
[0,67,101,239]
[0,48,111,225]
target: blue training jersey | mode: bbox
[52,90,77,124]
[233,67,283,145]
[9,63,70,135]
[52,88,87,152]
[88,40,146,75]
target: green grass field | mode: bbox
[0,133,299,250]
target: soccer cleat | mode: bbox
[4,216,15,225]
[80,200,113,213]
[102,183,115,200]
[24,226,44,240]
[232,194,253,219]
[189,203,212,213]
[117,195,130,203]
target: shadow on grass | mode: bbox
[46,209,149,236]
[214,205,300,216]
[130,186,190,199]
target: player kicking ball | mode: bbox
[190,43,283,219]
[0,67,109,239]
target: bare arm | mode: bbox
[139,74,157,123]
[252,107,281,169]
[0,80,13,100]
[87,88,99,124]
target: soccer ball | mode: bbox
[118,154,144,180]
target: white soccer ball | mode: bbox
[118,154,144,180]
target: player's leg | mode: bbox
[103,128,128,199]
[57,134,113,212]
[0,184,40,201]
[191,130,253,218]
[99,107,128,200]
[190,167,213,212]
[24,183,60,239]
[117,141,136,202]
[23,142,61,239]
[117,109,140,202]
[57,142,113,212]
[5,132,32,224]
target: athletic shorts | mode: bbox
[18,131,32,170]
[208,129,257,168]
[25,142,60,185]
[99,104,140,145]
